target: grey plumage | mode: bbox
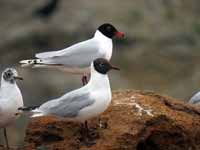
[189,92,200,104]
[35,39,104,68]
[38,91,95,117]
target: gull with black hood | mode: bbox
[19,58,119,138]
[20,23,124,84]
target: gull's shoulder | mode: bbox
[60,85,90,101]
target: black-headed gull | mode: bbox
[0,68,23,149]
[19,58,119,139]
[20,23,124,84]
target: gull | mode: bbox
[19,58,119,139]
[19,23,124,84]
[0,68,23,149]
[189,91,200,105]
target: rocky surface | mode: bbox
[1,0,200,147]
[1,90,198,150]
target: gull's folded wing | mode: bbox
[39,91,94,117]
[35,39,104,67]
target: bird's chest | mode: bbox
[93,92,112,112]
[78,90,112,121]
[0,92,23,126]
[5,95,23,112]
[99,41,113,60]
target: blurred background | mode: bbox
[1,0,200,146]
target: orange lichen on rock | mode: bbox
[16,90,200,150]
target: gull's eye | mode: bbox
[106,26,112,32]
[100,63,105,67]
[6,71,12,77]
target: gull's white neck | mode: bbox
[94,30,111,41]
[0,78,20,97]
[87,64,111,91]
[94,30,113,60]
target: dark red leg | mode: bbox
[80,121,89,137]
[82,75,88,85]
[3,128,9,149]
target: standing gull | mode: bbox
[0,68,23,149]
[19,58,119,138]
[20,23,124,84]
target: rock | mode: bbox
[21,90,200,150]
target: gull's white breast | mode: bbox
[95,31,113,60]
[76,91,111,122]
[75,73,112,122]
[0,85,23,128]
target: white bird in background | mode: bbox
[189,91,200,105]
[0,68,23,149]
[19,58,119,139]
[19,23,124,85]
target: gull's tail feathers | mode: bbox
[19,59,43,67]
[18,106,44,118]
[19,59,63,68]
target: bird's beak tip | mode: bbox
[115,31,125,38]
[14,76,23,80]
[111,66,120,70]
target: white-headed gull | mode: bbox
[0,68,23,149]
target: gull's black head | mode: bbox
[98,23,125,39]
[2,68,23,84]
[93,58,120,74]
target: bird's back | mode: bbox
[36,38,104,68]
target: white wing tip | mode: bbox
[31,113,44,118]
[31,109,44,117]
[19,60,32,67]
[19,60,29,63]
[19,59,43,67]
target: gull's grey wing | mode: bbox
[35,39,104,68]
[189,92,200,104]
[39,92,94,118]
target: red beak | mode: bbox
[115,31,125,38]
